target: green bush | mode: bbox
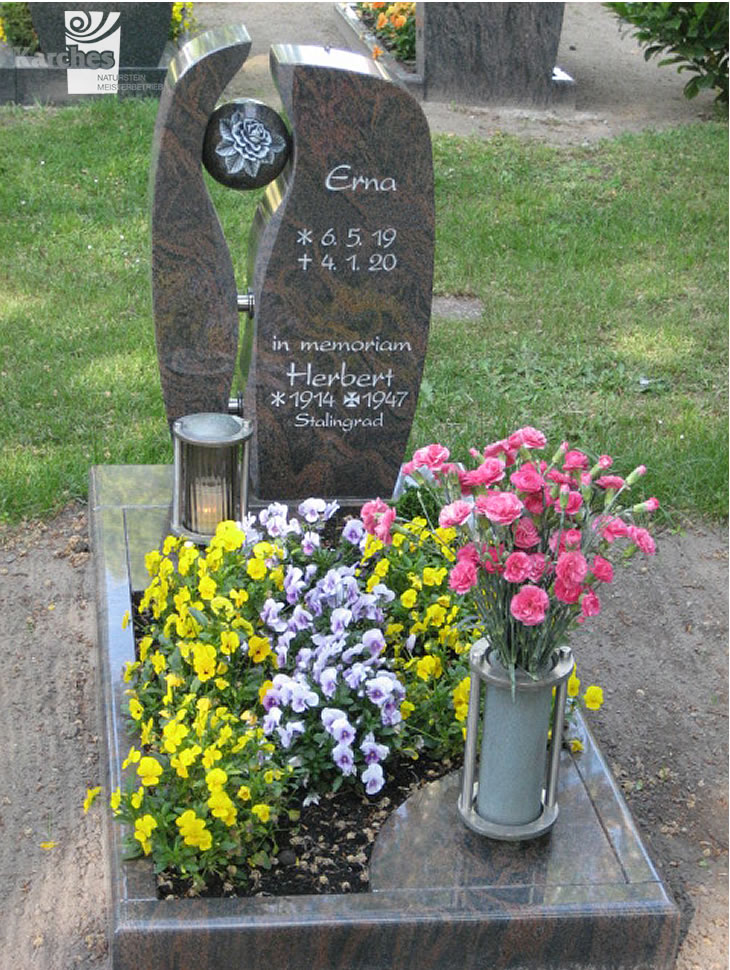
[605,2,729,104]
[0,2,38,53]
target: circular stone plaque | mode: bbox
[202,99,292,190]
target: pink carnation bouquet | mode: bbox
[362,428,659,679]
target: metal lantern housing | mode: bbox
[171,412,252,544]
[458,640,574,841]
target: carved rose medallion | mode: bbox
[202,100,292,190]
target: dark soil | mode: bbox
[160,756,456,899]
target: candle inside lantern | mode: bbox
[192,478,225,536]
[171,412,252,543]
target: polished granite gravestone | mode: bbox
[246,45,434,503]
[89,462,679,970]
[416,2,570,106]
[150,25,252,425]
[1,2,173,103]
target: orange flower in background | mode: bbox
[391,14,407,29]
[376,12,388,29]
[372,45,384,60]
[370,1,385,7]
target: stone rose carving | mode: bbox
[216,112,287,178]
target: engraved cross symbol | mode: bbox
[297,253,312,270]
[343,392,360,408]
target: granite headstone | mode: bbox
[245,45,435,502]
[150,25,252,425]
[416,2,566,106]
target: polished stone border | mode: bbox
[90,464,679,970]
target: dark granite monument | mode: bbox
[150,25,252,424]
[416,2,570,106]
[1,2,173,104]
[246,45,434,502]
[150,31,435,505]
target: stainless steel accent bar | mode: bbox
[237,292,255,316]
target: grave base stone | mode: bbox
[89,463,680,970]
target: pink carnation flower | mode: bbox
[459,457,506,491]
[599,516,630,542]
[448,558,478,594]
[563,449,589,471]
[456,543,481,566]
[510,585,549,626]
[556,550,588,586]
[360,498,395,545]
[438,500,472,528]
[474,490,524,525]
[590,555,614,583]
[508,427,547,450]
[402,443,450,476]
[513,517,540,549]
[509,463,545,493]
[523,491,546,516]
[527,553,546,582]
[580,589,601,618]
[483,439,518,464]
[554,576,582,604]
[627,525,656,556]
[503,551,531,583]
[596,475,625,490]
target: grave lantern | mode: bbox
[171,412,252,544]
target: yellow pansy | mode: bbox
[137,756,163,786]
[162,719,189,753]
[176,810,212,850]
[229,587,249,607]
[178,543,198,576]
[208,788,237,825]
[198,574,217,600]
[246,558,267,581]
[583,685,604,711]
[83,786,101,813]
[567,672,581,698]
[122,746,141,770]
[248,635,272,664]
[251,803,271,823]
[128,697,143,721]
[400,588,418,609]
[134,814,158,855]
[138,636,153,662]
[416,655,443,681]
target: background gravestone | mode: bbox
[245,45,435,502]
[12,2,173,102]
[416,2,567,106]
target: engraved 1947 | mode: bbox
[296,225,397,273]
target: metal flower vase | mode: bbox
[458,639,574,841]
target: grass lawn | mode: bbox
[0,98,727,523]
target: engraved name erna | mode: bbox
[325,164,397,192]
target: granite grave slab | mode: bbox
[89,463,680,970]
